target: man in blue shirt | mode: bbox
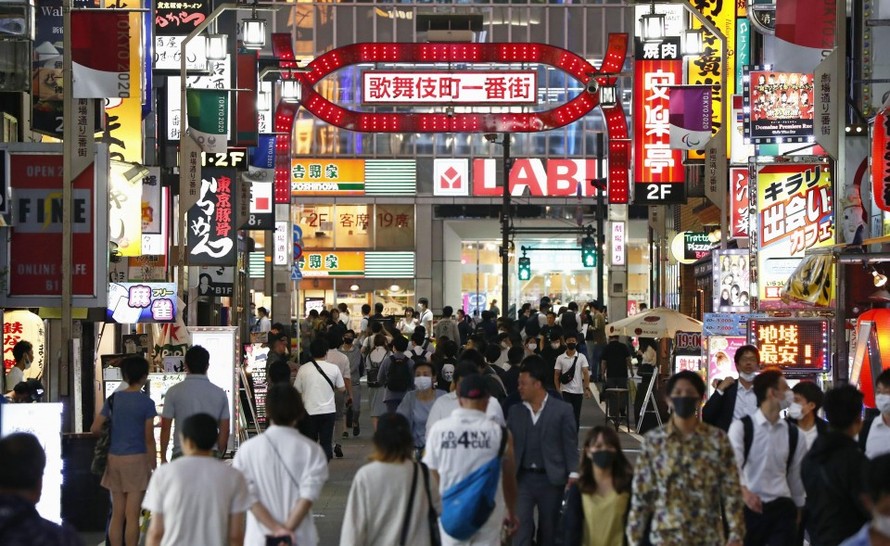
[841,453,890,546]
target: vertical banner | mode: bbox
[729,167,750,238]
[755,162,834,308]
[235,47,258,146]
[814,50,839,158]
[186,168,237,266]
[775,0,836,73]
[688,0,735,160]
[242,134,276,230]
[736,16,751,91]
[669,86,712,150]
[704,127,727,208]
[108,160,146,257]
[186,89,229,153]
[71,11,131,98]
[179,133,203,216]
[100,1,143,163]
[633,38,685,205]
[872,110,890,213]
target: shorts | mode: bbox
[368,387,387,417]
[101,453,152,493]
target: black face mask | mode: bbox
[671,396,699,419]
[343,338,354,345]
[591,450,615,469]
[566,343,577,350]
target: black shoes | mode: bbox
[334,444,344,458]
[353,424,360,437]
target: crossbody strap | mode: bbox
[263,434,301,492]
[400,462,420,546]
[310,359,336,394]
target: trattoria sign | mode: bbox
[362,71,537,105]
[432,158,600,197]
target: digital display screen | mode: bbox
[747,319,829,371]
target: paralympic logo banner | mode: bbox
[669,86,712,150]
[71,11,131,99]
[186,88,228,153]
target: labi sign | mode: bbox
[432,158,600,197]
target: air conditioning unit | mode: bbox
[427,29,474,42]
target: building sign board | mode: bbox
[432,158,600,197]
[747,318,830,372]
[362,71,537,105]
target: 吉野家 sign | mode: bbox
[747,318,830,371]
[362,71,537,105]
[744,68,815,144]
[298,251,364,278]
[106,282,177,323]
[291,159,365,195]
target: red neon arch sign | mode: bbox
[273,34,630,203]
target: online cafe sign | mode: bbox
[433,158,600,197]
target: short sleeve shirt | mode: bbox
[602,341,631,379]
[102,391,157,455]
[555,352,589,394]
[143,457,250,546]
[161,375,229,453]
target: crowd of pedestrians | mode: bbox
[7,298,890,546]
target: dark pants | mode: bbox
[303,412,336,461]
[515,471,564,546]
[562,392,583,432]
[744,497,798,546]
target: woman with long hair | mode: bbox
[560,426,633,546]
[340,413,441,545]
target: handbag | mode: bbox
[559,356,579,385]
[400,462,420,546]
[91,393,116,476]
[419,462,442,546]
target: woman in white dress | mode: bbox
[398,307,418,336]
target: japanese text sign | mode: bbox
[755,162,834,308]
[610,222,626,266]
[362,71,537,105]
[729,167,750,238]
[291,159,365,195]
[106,282,177,323]
[186,168,237,266]
[872,110,890,212]
[3,310,46,379]
[747,318,829,371]
[713,249,751,313]
[298,251,364,278]
[744,69,815,144]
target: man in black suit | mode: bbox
[508,356,578,546]
[702,344,761,431]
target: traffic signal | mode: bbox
[581,236,597,268]
[518,256,531,280]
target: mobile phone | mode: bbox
[266,536,293,546]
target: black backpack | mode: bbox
[385,353,413,392]
[561,312,578,334]
[741,415,799,472]
[524,312,541,338]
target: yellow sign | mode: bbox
[99,6,143,163]
[291,159,366,195]
[688,3,736,160]
[298,251,365,277]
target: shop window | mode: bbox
[375,204,414,250]
[295,205,335,249]
[335,204,372,248]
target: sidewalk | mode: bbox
[79,392,642,545]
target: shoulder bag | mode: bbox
[400,462,420,546]
[420,462,442,546]
[91,393,116,475]
[559,356,579,385]
[310,359,336,394]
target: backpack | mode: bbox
[561,311,579,334]
[440,427,508,540]
[433,318,453,341]
[411,345,432,362]
[524,312,541,339]
[741,415,799,472]
[386,353,413,392]
[366,348,388,388]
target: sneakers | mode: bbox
[353,424,360,437]
[342,431,349,439]
[334,444,344,458]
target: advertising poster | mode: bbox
[872,110,890,213]
[707,335,746,394]
[744,69,815,144]
[2,310,46,380]
[755,162,834,308]
[747,318,830,372]
[713,249,751,312]
[729,167,750,238]
[195,266,234,297]
[153,0,209,71]
[186,168,237,266]
[106,282,177,323]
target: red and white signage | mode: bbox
[633,41,685,204]
[611,221,626,266]
[872,110,890,212]
[432,158,600,197]
[362,71,537,105]
[71,11,131,99]
[729,167,750,238]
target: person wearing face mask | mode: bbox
[628,371,744,546]
[553,332,592,433]
[787,381,827,451]
[5,341,33,394]
[801,385,870,546]
[839,453,890,546]
[397,360,447,459]
[703,344,762,432]
[524,337,539,358]
[339,331,363,437]
[728,369,807,546]
[559,426,632,546]
[861,369,890,459]
[416,297,434,338]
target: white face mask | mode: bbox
[876,393,890,415]
[739,371,757,383]
[873,513,890,538]
[551,342,561,350]
[414,376,433,391]
[527,343,537,351]
[787,402,804,420]
[779,389,794,410]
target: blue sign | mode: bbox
[293,225,303,243]
[291,265,302,281]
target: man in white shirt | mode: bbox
[703,344,761,431]
[233,384,329,546]
[728,369,807,546]
[324,332,352,458]
[144,413,250,546]
[255,307,272,333]
[863,369,890,459]
[427,362,505,438]
[553,331,592,433]
[295,338,346,461]
[4,341,32,394]
[417,297,434,338]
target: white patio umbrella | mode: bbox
[606,307,703,338]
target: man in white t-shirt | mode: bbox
[417,298,434,338]
[144,413,250,546]
[553,331,592,433]
[424,374,519,545]
[4,341,32,394]
[426,362,505,439]
[325,332,352,458]
[295,338,346,461]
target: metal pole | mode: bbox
[834,0,848,384]
[596,133,605,308]
[61,0,74,404]
[501,134,511,318]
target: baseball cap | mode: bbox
[458,374,489,400]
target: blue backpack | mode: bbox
[440,427,508,540]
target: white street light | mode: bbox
[205,34,228,61]
[640,2,665,42]
[683,28,704,56]
[280,79,301,103]
[599,83,617,108]
[242,16,266,50]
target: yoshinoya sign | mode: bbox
[362,71,537,105]
[432,158,600,197]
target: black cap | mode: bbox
[458,374,489,400]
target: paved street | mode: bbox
[79,389,641,545]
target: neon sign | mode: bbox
[362,71,537,105]
[747,318,830,371]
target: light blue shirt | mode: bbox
[161,374,229,453]
[839,524,874,546]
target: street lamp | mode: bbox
[242,18,266,50]
[599,82,618,108]
[205,34,228,61]
[683,28,704,57]
[640,1,665,42]
[280,79,301,103]
[484,133,512,318]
